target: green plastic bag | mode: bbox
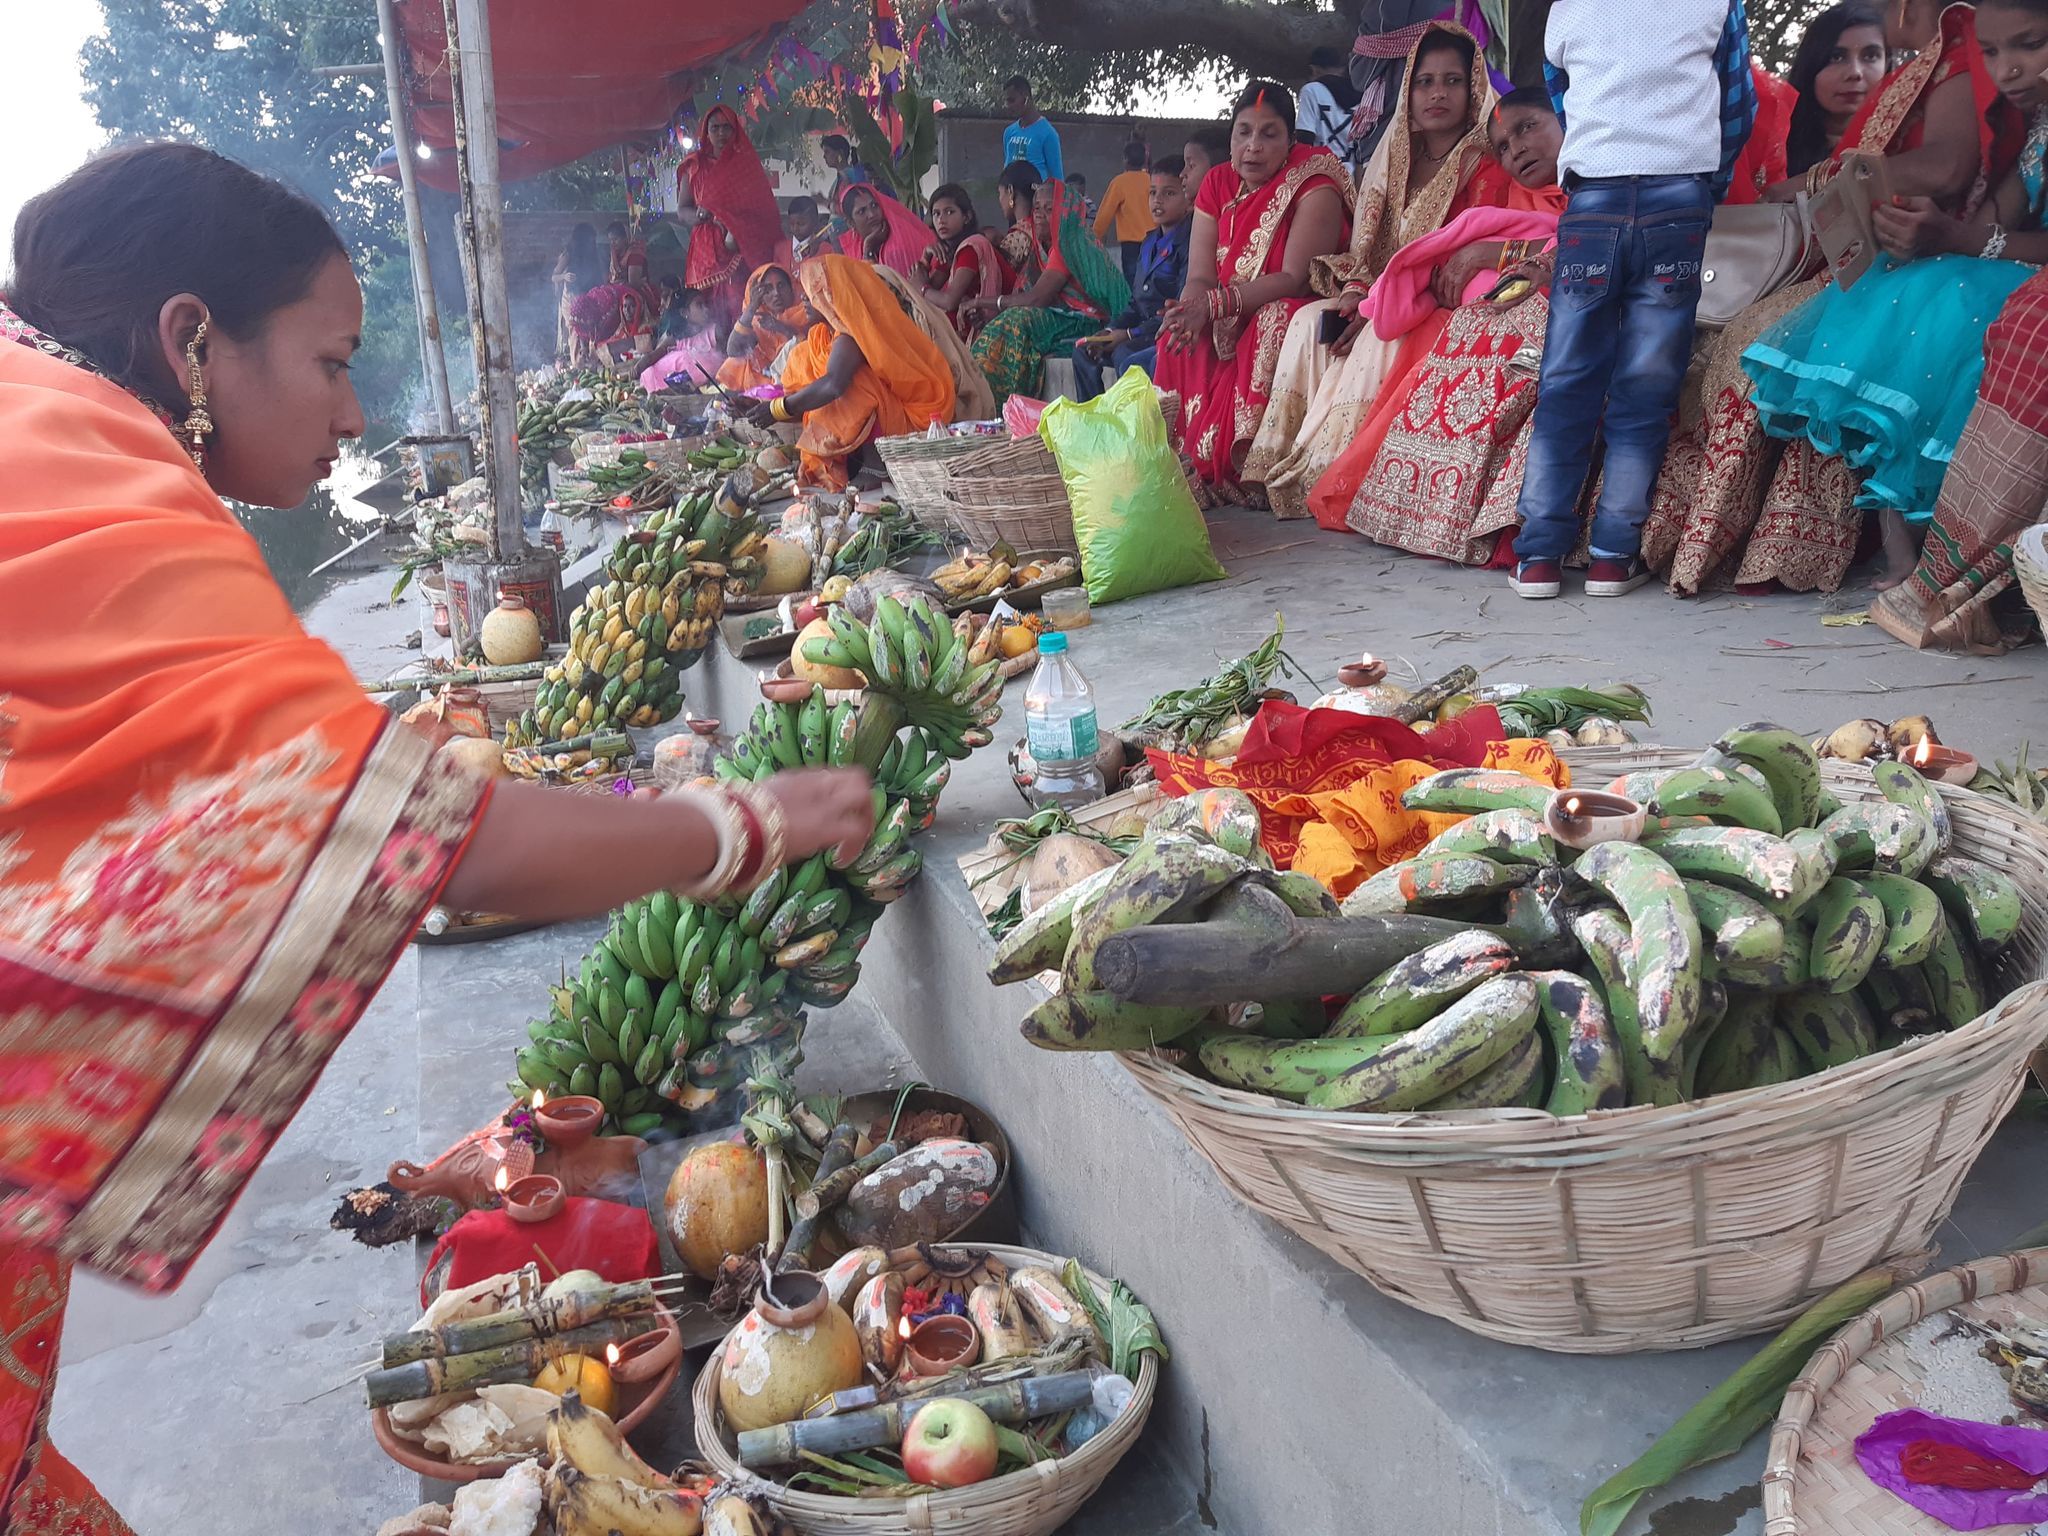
[1038,368,1225,605]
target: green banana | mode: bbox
[987,863,1121,985]
[1861,965,1939,1039]
[597,1062,625,1111]
[1807,877,1885,994]
[1638,825,1808,903]
[1650,767,1784,835]
[1398,769,1558,816]
[1872,759,1953,853]
[1858,872,1946,969]
[1684,880,1786,967]
[569,1062,599,1099]
[594,981,626,1038]
[1338,855,1530,916]
[514,1048,560,1091]
[1781,828,1841,913]
[1304,975,1541,1111]
[1573,907,1679,1107]
[1817,802,1937,879]
[1780,989,1877,1072]
[1693,989,1783,1099]
[1920,921,1988,1029]
[1529,969,1627,1116]
[1569,841,1703,1072]
[1711,918,1813,992]
[1708,724,1824,831]
[606,915,648,979]
[617,1009,646,1071]
[1424,1028,1547,1110]
[1921,855,2023,954]
[582,1013,623,1067]
[1416,808,1559,866]
[1019,987,1209,1052]
[1327,931,1518,1037]
[621,973,654,1028]
[739,867,787,937]
[1197,1031,1394,1097]
[1249,869,1341,919]
[1063,837,1248,997]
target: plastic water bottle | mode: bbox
[1024,631,1106,810]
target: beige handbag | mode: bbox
[1696,203,1817,330]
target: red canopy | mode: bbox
[389,0,807,188]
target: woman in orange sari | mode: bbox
[676,107,787,333]
[1644,0,2020,594]
[744,256,960,491]
[1153,81,1352,498]
[1243,24,1515,522]
[0,145,875,1533]
[715,264,808,392]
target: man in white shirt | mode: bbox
[1511,0,1757,600]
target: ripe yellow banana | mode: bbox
[702,1493,767,1536]
[548,1465,703,1536]
[545,1394,672,1491]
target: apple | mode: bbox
[901,1397,1000,1489]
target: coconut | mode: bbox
[757,536,813,596]
[439,735,508,780]
[790,617,864,689]
[663,1140,769,1281]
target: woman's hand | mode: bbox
[1873,195,1961,262]
[733,396,776,427]
[1328,288,1368,358]
[1431,245,1495,310]
[1162,290,1208,348]
[961,295,1000,322]
[753,767,877,867]
[1489,252,1554,312]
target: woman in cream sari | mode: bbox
[1244,22,1514,521]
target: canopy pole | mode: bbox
[442,0,523,557]
[376,0,456,436]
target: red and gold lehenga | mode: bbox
[0,307,490,1530]
[1643,5,2017,594]
[1153,145,1353,496]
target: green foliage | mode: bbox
[841,86,941,213]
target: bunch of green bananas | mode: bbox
[685,441,750,472]
[800,594,1004,759]
[507,492,768,752]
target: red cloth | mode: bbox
[1724,65,1796,205]
[681,106,785,328]
[1902,1439,2043,1491]
[422,1198,660,1308]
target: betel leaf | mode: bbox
[1063,1258,1167,1381]
[1578,1261,1914,1536]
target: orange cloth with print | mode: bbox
[782,255,955,491]
[714,263,809,393]
[1146,702,1566,896]
[0,314,488,1529]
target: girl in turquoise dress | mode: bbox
[1742,0,2048,586]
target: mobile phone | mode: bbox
[1318,308,1349,346]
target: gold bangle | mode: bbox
[770,396,792,423]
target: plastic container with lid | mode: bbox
[1041,585,1092,631]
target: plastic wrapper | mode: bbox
[447,1459,543,1536]
[1003,394,1049,439]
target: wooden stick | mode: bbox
[1091,914,1477,1006]
[775,1121,859,1273]
[793,1140,900,1222]
[736,1372,1098,1465]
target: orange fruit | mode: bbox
[533,1352,618,1417]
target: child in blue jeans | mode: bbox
[1512,0,1757,598]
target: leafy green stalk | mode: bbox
[1063,1258,1168,1381]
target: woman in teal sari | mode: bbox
[1741,0,2048,585]
[966,178,1132,399]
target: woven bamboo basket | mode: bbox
[873,432,988,534]
[1118,747,2048,1353]
[691,1244,1158,1536]
[1762,1247,2048,1534]
[2014,522,2048,639]
[940,436,1079,559]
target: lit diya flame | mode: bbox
[605,1342,621,1369]
[531,1087,547,1110]
[1913,735,1934,767]
[1564,794,1584,817]
[494,1165,510,1195]
[898,1316,912,1340]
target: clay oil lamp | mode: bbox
[530,1090,604,1152]
[607,1329,680,1386]
[498,1167,565,1224]
[1336,653,1389,690]
[1542,789,1647,851]
[1906,732,1977,786]
[903,1314,980,1378]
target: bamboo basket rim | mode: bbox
[692,1242,1159,1534]
[1761,1246,2048,1535]
[2015,523,2048,636]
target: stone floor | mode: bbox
[51,507,2048,1535]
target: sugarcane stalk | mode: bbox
[775,1121,858,1273]
[1391,665,1479,725]
[735,1372,1099,1466]
[378,1281,657,1367]
[793,1139,901,1222]
[518,730,633,758]
[365,1317,644,1408]
[360,660,552,693]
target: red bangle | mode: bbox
[725,790,769,891]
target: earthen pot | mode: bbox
[717,1270,864,1433]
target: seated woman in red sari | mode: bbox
[1317,88,1568,561]
[0,144,876,1533]
[917,184,1009,339]
[964,179,1133,400]
[676,106,787,333]
[1644,0,2021,595]
[839,184,939,280]
[1153,81,1352,499]
[716,264,809,392]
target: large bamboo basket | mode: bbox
[1119,747,2048,1353]
[692,1244,1158,1536]
[1762,1247,2048,1534]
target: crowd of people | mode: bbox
[550,5,2048,656]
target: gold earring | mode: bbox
[182,318,213,470]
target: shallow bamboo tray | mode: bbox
[1763,1247,2048,1533]
[693,1244,1157,1536]
[1118,747,2048,1353]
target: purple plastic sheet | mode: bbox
[1854,1408,2048,1530]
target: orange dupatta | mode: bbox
[782,256,956,490]
[715,263,808,392]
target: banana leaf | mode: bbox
[1578,1260,1917,1536]
[1064,1259,1168,1382]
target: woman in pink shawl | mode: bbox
[840,184,938,278]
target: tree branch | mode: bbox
[954,0,1353,86]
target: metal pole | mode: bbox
[442,0,523,557]
[375,0,456,435]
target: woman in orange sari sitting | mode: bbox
[1152,81,1351,499]
[715,264,808,393]
[0,144,875,1533]
[743,256,961,491]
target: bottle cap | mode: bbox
[1037,631,1068,655]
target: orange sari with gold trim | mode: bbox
[0,316,489,1529]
